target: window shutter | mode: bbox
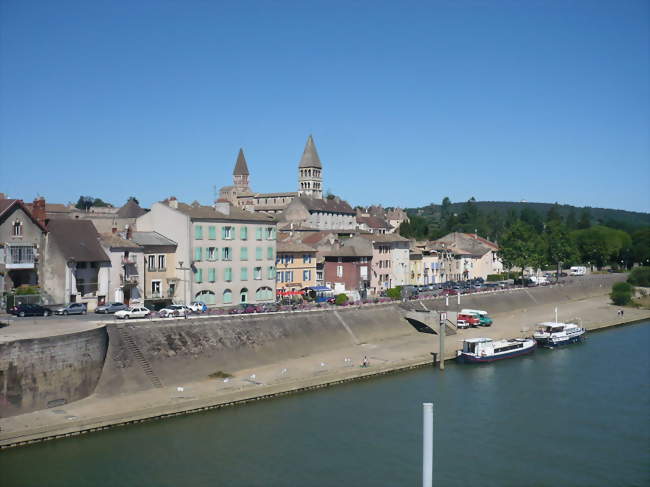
[267,247,273,260]
[256,247,262,260]
[194,247,202,261]
[241,267,248,280]
[240,226,248,240]
[208,268,215,282]
[241,247,248,260]
[195,269,203,283]
[209,226,216,240]
[256,227,262,240]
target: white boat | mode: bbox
[456,337,536,363]
[533,322,586,348]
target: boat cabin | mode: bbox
[462,338,493,354]
[536,322,565,334]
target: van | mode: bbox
[460,309,493,327]
[570,266,587,276]
[457,313,480,327]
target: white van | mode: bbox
[570,266,587,276]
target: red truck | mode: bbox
[457,313,480,327]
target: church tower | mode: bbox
[298,135,323,199]
[233,148,250,192]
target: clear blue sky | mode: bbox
[1,0,648,212]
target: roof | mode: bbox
[433,232,498,256]
[116,199,147,218]
[165,201,276,223]
[300,231,338,246]
[250,191,299,198]
[0,198,48,232]
[298,196,355,214]
[298,135,322,169]
[99,233,143,250]
[359,233,409,243]
[321,236,373,258]
[464,338,493,343]
[47,220,110,262]
[233,148,250,176]
[277,240,316,253]
[131,231,178,247]
[356,215,392,229]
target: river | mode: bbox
[1,322,648,486]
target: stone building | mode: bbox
[360,233,410,293]
[275,239,317,294]
[321,236,372,297]
[99,228,145,305]
[131,231,178,304]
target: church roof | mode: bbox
[298,135,322,169]
[233,148,250,176]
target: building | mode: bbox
[356,215,392,234]
[131,231,178,304]
[431,232,502,280]
[137,198,277,307]
[280,196,356,230]
[275,240,317,294]
[321,236,372,297]
[361,233,411,293]
[41,219,111,308]
[0,196,47,293]
[408,247,425,285]
[99,228,145,305]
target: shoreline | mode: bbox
[2,294,649,450]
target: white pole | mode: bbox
[554,307,558,323]
[422,402,433,487]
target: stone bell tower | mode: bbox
[297,135,323,199]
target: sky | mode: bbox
[1,0,648,212]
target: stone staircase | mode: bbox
[116,325,163,389]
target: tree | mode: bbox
[520,206,544,233]
[631,228,650,266]
[578,208,592,229]
[572,226,632,269]
[546,203,562,224]
[543,221,578,278]
[440,197,452,221]
[610,282,633,306]
[499,221,545,281]
[75,196,94,210]
[565,208,578,230]
[92,197,110,207]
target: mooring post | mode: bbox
[422,402,433,487]
[439,317,445,371]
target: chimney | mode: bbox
[214,201,231,216]
[32,196,46,227]
[169,196,178,209]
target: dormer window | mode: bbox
[12,220,23,237]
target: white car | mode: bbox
[159,305,191,318]
[114,307,151,320]
[188,301,207,313]
[456,319,470,329]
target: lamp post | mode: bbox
[176,261,191,305]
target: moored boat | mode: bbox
[533,322,586,348]
[456,337,536,363]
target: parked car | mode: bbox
[95,302,128,314]
[188,301,208,313]
[441,289,458,296]
[9,303,53,317]
[457,313,481,327]
[456,319,470,329]
[159,305,191,318]
[114,307,151,319]
[54,302,87,315]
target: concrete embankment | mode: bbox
[3,274,647,449]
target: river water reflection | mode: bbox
[2,322,649,486]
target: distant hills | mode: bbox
[408,201,650,230]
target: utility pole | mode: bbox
[176,261,191,305]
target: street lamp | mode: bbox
[176,261,191,305]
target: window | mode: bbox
[256,247,263,260]
[223,289,232,304]
[285,271,294,282]
[151,280,161,297]
[337,265,343,278]
[196,290,216,305]
[208,226,217,240]
[255,227,263,240]
[254,267,262,280]
[207,247,217,261]
[240,226,248,240]
[195,269,203,283]
[158,255,166,270]
[241,247,248,261]
[169,282,176,297]
[303,270,311,281]
[303,254,312,263]
[12,220,23,237]
[195,225,203,240]
[194,247,203,261]
[222,247,232,261]
[224,267,233,282]
[267,247,274,260]
[222,226,233,240]
[268,266,276,279]
[240,288,248,303]
[148,255,156,271]
[241,267,248,281]
[316,270,323,281]
[265,227,276,240]
[256,287,273,300]
[360,257,368,263]
[208,268,216,282]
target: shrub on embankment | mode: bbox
[386,286,402,300]
[334,293,348,305]
[487,272,519,281]
[627,267,650,287]
[610,282,634,306]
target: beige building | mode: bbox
[137,198,277,307]
[131,231,178,303]
[408,248,425,285]
[275,240,317,294]
[430,233,502,281]
[99,229,145,305]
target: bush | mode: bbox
[334,293,348,305]
[15,285,40,295]
[386,286,402,300]
[611,281,634,306]
[487,272,519,282]
[628,267,650,287]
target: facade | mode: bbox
[431,233,502,280]
[41,219,111,308]
[99,229,145,305]
[131,231,178,303]
[137,198,277,307]
[280,196,356,230]
[408,248,425,285]
[275,240,317,294]
[321,236,372,296]
[0,197,47,293]
[361,233,410,293]
[356,215,392,234]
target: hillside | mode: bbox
[408,201,650,230]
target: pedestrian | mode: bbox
[621,309,624,317]
[362,356,369,368]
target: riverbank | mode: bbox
[2,289,649,449]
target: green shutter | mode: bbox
[224,267,232,282]
[195,225,203,240]
[241,247,248,261]
[268,266,275,279]
[256,227,262,240]
[271,227,276,239]
[208,268,216,282]
[195,269,203,283]
[194,247,202,261]
[256,247,262,260]
[240,226,248,240]
[223,290,232,304]
[208,226,216,240]
[267,246,273,260]
[222,226,227,239]
[241,267,248,281]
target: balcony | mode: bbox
[6,245,36,269]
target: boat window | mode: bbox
[494,343,524,353]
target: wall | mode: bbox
[0,327,108,418]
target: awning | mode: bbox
[304,286,332,292]
[276,289,305,296]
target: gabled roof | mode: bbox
[298,196,355,214]
[433,232,498,256]
[99,233,143,250]
[277,240,316,253]
[356,215,392,229]
[233,148,250,176]
[47,220,110,262]
[359,233,409,243]
[0,198,47,232]
[298,135,322,169]
[116,199,147,218]
[131,231,178,247]
[321,236,373,258]
[164,200,275,222]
